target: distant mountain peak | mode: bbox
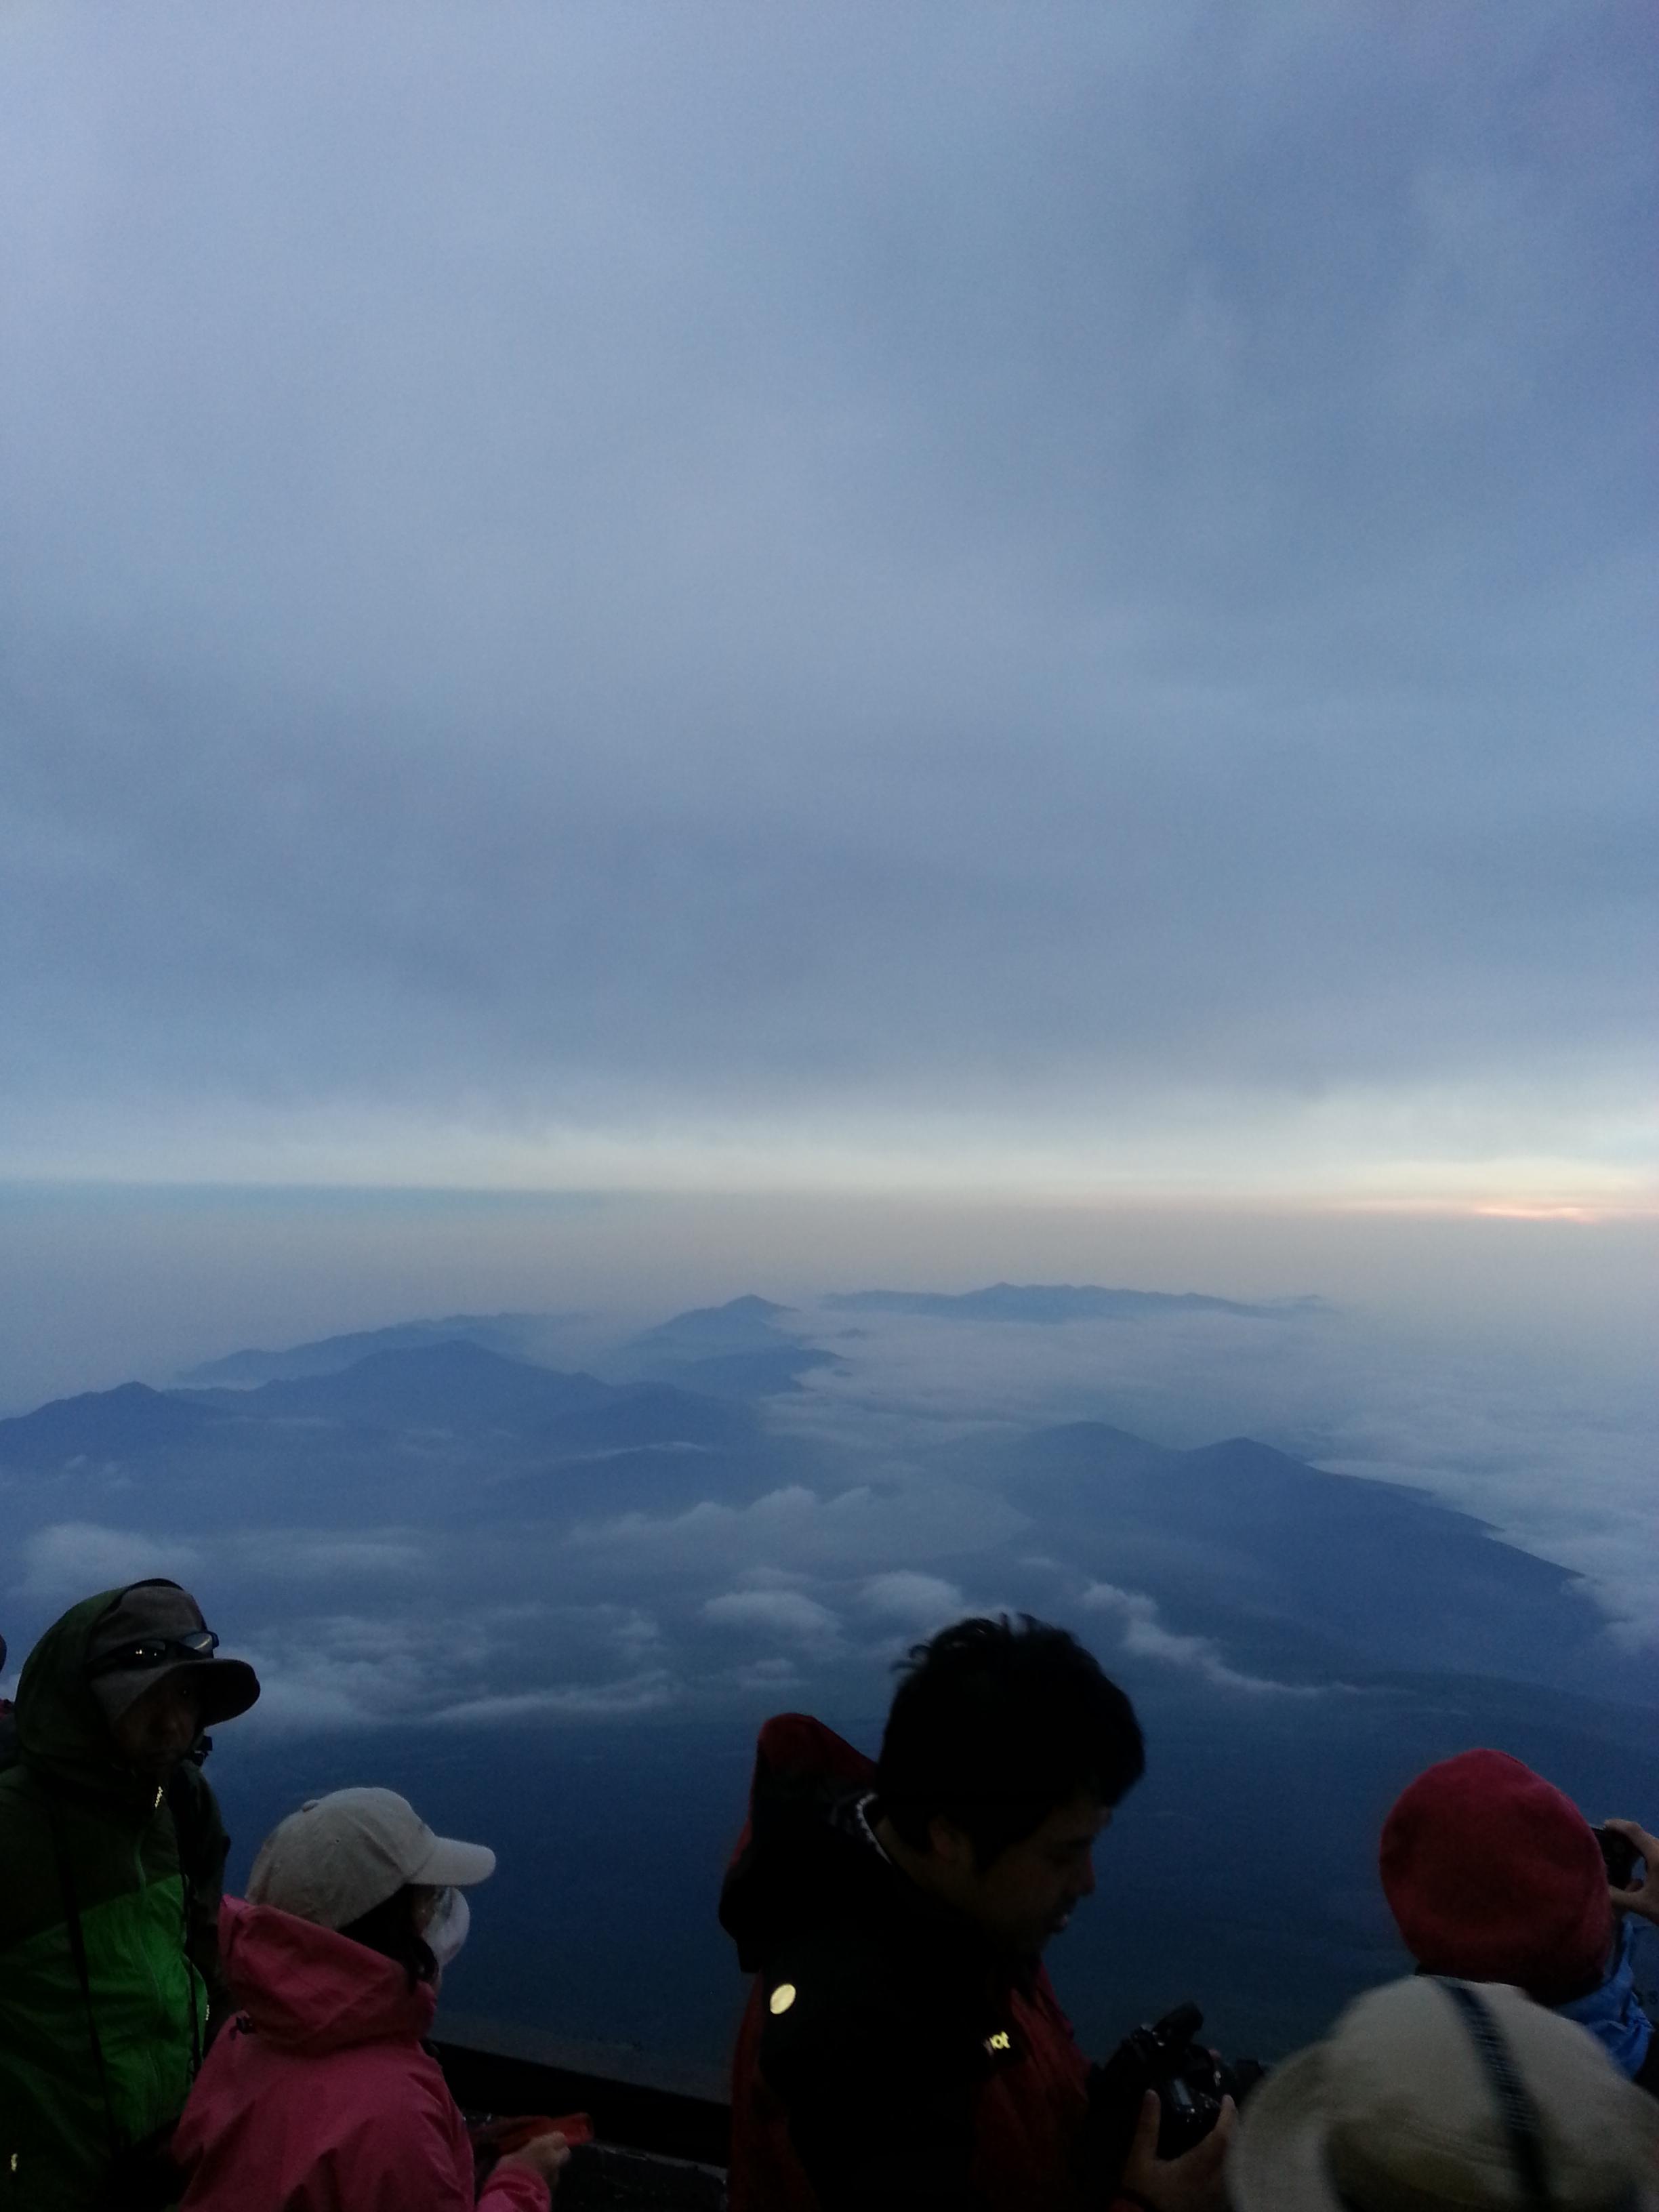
[647,1294,793,1326]
[332,1337,529,1374]
[823,1284,1294,1324]
[0,1376,226,1470]
[621,1296,794,1351]
[175,1311,576,1389]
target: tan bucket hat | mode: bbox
[1230,1976,1659,2212]
[247,1786,497,1931]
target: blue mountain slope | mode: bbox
[513,1382,751,1454]
[653,1345,843,1398]
[611,1294,795,1360]
[601,1295,838,1397]
[184,1340,619,1431]
[176,1312,565,1387]
[825,1282,1308,1322]
[947,1420,1646,1703]
[6,1346,1647,1714]
[0,1342,773,1530]
[182,1298,829,1402]
[0,1380,230,1469]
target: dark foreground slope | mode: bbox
[209,1678,1659,2081]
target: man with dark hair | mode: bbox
[719,1614,1233,2211]
[0,1580,260,2211]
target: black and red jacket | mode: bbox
[720,1713,1122,2212]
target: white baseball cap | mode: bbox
[1230,1975,1659,2212]
[247,1786,497,1931]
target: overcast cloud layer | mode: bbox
[2,1,1655,1200]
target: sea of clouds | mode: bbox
[5,1289,1654,1731]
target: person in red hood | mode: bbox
[1379,1748,1659,2091]
[173,1787,567,2211]
[719,1614,1234,2212]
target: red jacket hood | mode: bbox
[719,1713,880,1973]
[219,1893,437,2054]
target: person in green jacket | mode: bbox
[0,1580,259,2211]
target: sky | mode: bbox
[1,0,1654,1218]
[3,14,1657,2076]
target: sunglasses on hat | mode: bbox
[86,1629,220,1678]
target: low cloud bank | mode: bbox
[16,1521,204,1602]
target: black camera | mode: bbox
[1086,2001,1265,2175]
[1593,1824,1645,1889]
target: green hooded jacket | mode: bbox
[0,1590,230,2211]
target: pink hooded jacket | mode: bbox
[173,1896,548,2212]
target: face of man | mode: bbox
[111,1671,205,1780]
[932,1789,1109,1954]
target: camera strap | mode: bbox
[46,1795,121,2156]
[1435,1980,1551,2206]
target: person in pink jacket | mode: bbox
[173,1787,567,2210]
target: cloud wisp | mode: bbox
[1080,1583,1323,1699]
[701,1589,841,1645]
